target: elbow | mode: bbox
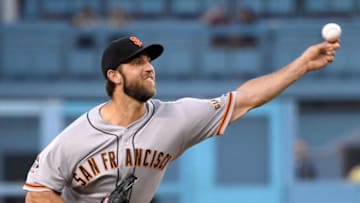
[231,93,265,121]
[244,91,267,110]
[252,97,268,109]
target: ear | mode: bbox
[106,69,123,84]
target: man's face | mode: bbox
[119,55,156,102]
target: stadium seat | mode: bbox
[66,31,101,78]
[237,0,265,15]
[267,0,295,15]
[200,47,227,77]
[172,0,203,17]
[228,48,262,77]
[1,24,65,78]
[137,0,165,17]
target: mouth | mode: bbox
[144,75,155,81]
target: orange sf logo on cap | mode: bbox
[129,36,142,47]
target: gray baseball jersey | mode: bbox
[23,91,236,203]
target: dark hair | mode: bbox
[106,80,116,98]
[105,65,122,98]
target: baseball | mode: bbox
[321,23,341,42]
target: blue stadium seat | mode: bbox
[66,30,101,77]
[151,30,197,77]
[1,24,66,78]
[27,0,104,19]
[107,0,135,14]
[238,0,265,15]
[267,0,295,15]
[69,0,102,15]
[22,0,40,19]
[156,49,195,77]
[200,47,227,76]
[137,0,165,16]
[330,0,354,13]
[67,49,101,77]
[228,48,262,77]
[114,0,137,13]
[305,0,354,14]
[202,0,219,11]
[172,0,203,16]
[305,0,330,13]
[41,0,69,17]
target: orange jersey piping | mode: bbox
[23,183,52,192]
[215,92,234,135]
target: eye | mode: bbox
[131,58,145,65]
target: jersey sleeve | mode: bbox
[172,91,236,150]
[23,136,70,193]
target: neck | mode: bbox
[100,97,147,127]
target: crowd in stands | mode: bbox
[2,0,356,26]
[200,2,258,48]
[71,4,131,28]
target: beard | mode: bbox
[121,73,156,102]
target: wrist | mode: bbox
[293,56,310,75]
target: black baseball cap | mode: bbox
[101,36,164,79]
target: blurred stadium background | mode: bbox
[1,0,360,202]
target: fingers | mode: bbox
[320,40,340,62]
[323,40,340,50]
[326,55,334,63]
[323,50,335,63]
[315,40,340,52]
[306,41,338,66]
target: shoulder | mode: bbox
[150,93,233,110]
[150,97,206,110]
[45,105,102,154]
[62,103,105,136]
[151,97,208,106]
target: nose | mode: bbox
[144,62,155,73]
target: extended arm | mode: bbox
[230,41,340,122]
[26,191,65,203]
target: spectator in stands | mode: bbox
[201,2,230,26]
[347,164,360,182]
[295,138,317,180]
[107,7,131,27]
[201,2,231,48]
[72,4,98,27]
[204,3,258,48]
[233,5,258,47]
[345,144,360,182]
[236,5,257,24]
[295,0,306,16]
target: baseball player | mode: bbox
[23,35,340,203]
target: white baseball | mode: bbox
[321,23,342,42]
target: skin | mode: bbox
[25,41,340,202]
[26,191,65,203]
[230,41,340,122]
[101,41,340,127]
[100,55,156,127]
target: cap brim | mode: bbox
[124,44,164,63]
